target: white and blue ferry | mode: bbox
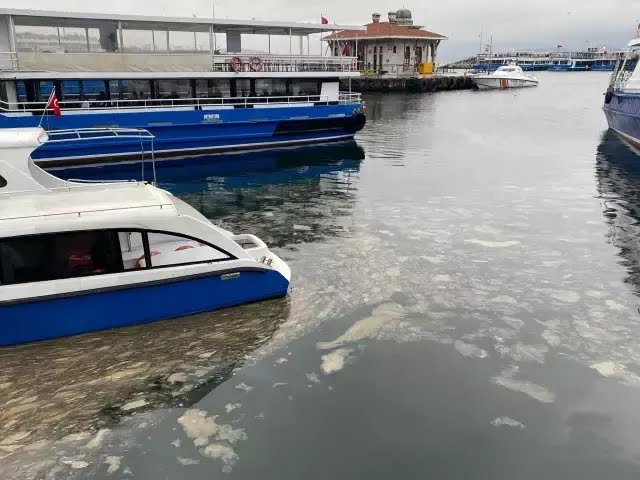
[0,9,366,168]
[0,127,291,346]
[604,37,640,152]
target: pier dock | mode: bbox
[346,75,476,93]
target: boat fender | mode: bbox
[249,56,264,72]
[604,91,614,104]
[420,79,429,92]
[137,250,160,269]
[230,56,244,73]
[366,79,375,89]
[381,79,390,89]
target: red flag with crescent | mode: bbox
[46,89,61,117]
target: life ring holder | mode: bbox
[230,56,244,73]
[249,56,264,72]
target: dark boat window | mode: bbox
[291,80,319,96]
[0,231,124,286]
[0,175,6,188]
[156,79,192,99]
[195,79,231,98]
[255,79,288,98]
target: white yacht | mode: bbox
[0,128,291,346]
[472,64,539,90]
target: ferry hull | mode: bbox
[0,104,366,168]
[0,269,289,347]
[604,92,640,153]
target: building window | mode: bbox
[393,46,397,54]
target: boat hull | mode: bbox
[0,268,289,347]
[0,104,366,168]
[604,92,640,153]
[473,76,538,90]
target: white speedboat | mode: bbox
[0,127,291,346]
[472,64,539,90]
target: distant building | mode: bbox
[324,9,447,75]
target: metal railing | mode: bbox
[212,54,357,73]
[0,92,362,114]
[45,128,157,184]
[0,52,19,71]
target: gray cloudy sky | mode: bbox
[3,0,640,61]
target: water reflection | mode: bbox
[596,131,640,295]
[0,299,290,478]
[55,142,365,248]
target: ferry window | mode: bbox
[146,232,230,268]
[291,80,319,96]
[255,79,288,98]
[118,232,147,270]
[195,79,231,98]
[236,79,252,97]
[0,231,124,286]
[38,81,54,102]
[109,80,152,101]
[13,81,27,102]
[156,80,192,99]
[62,81,81,102]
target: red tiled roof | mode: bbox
[324,22,446,41]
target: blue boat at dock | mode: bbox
[603,37,640,152]
[0,9,366,168]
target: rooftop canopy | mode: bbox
[324,20,447,42]
[0,8,365,36]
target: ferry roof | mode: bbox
[0,8,365,35]
[324,21,446,41]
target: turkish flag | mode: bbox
[47,90,61,117]
[321,16,328,24]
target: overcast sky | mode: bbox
[4,0,640,61]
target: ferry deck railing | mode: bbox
[212,54,357,73]
[0,93,362,113]
[44,128,157,184]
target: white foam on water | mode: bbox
[61,459,89,469]
[104,455,121,474]
[316,303,406,350]
[121,399,148,411]
[224,403,242,414]
[605,300,627,311]
[235,382,253,392]
[490,416,526,429]
[454,341,489,359]
[495,343,548,364]
[433,274,453,283]
[551,291,580,303]
[200,443,238,473]
[321,348,353,375]
[590,362,640,386]
[178,409,219,447]
[293,224,312,231]
[466,239,521,248]
[275,358,288,364]
[86,429,110,449]
[272,382,288,388]
[177,457,200,466]
[492,368,555,403]
[306,373,320,383]
[171,439,181,448]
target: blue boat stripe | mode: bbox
[0,266,272,307]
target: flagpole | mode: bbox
[38,88,55,128]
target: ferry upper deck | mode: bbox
[0,9,363,80]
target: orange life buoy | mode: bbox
[230,56,243,73]
[175,245,194,251]
[249,56,263,72]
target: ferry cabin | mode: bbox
[0,9,366,167]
